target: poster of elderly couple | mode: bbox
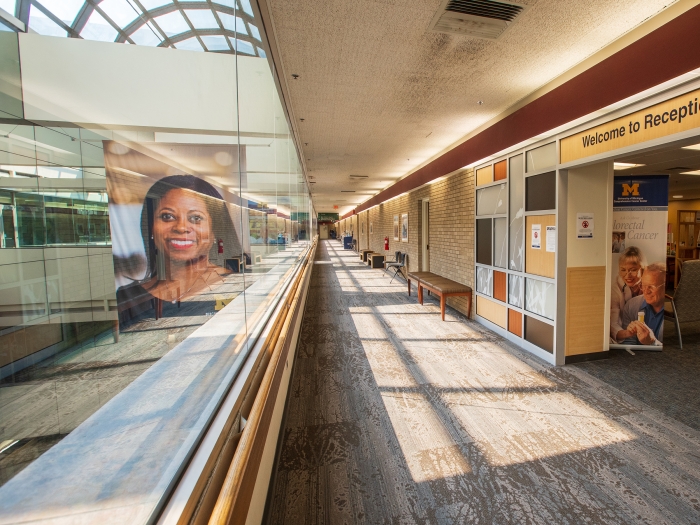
[611,175,668,350]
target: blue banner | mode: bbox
[613,174,668,209]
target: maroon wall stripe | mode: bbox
[352,4,700,214]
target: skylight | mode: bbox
[5,0,265,57]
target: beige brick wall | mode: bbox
[363,168,475,317]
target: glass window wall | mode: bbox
[0,3,314,520]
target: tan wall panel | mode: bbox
[525,214,556,278]
[565,266,607,356]
[476,165,493,186]
[476,295,507,328]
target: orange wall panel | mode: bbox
[508,309,523,338]
[493,270,506,302]
[494,160,507,181]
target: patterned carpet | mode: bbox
[265,241,700,525]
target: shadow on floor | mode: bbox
[264,241,700,525]
[572,320,700,431]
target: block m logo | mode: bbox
[621,183,640,196]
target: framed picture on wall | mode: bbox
[361,221,365,235]
[370,223,373,234]
[393,215,399,240]
[401,213,409,242]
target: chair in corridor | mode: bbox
[665,259,700,349]
[384,252,406,283]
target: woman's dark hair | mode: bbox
[140,175,241,280]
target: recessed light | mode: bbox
[680,170,700,175]
[477,100,484,105]
[682,143,700,150]
[292,74,299,79]
[673,195,684,198]
[614,162,643,170]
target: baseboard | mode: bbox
[564,351,610,364]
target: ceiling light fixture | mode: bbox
[680,170,700,175]
[292,74,299,79]
[673,195,684,198]
[614,162,643,170]
[682,143,700,150]
[477,100,484,105]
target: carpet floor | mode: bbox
[265,241,700,525]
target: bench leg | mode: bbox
[418,284,423,305]
[440,295,446,321]
[467,292,472,319]
[408,279,411,296]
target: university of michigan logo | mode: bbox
[621,183,640,196]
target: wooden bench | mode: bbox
[407,271,472,321]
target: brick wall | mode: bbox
[364,168,475,317]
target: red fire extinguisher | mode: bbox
[218,238,224,254]
[384,236,389,251]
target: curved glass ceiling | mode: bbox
[0,0,265,56]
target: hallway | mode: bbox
[265,241,700,525]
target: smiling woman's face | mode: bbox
[618,258,641,287]
[152,188,214,263]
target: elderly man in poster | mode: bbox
[616,262,666,346]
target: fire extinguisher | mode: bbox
[218,238,224,254]
[384,236,389,251]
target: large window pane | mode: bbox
[509,154,524,271]
[0,2,313,516]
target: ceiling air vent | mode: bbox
[429,0,527,40]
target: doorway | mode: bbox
[422,200,430,271]
[319,224,329,239]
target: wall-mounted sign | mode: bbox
[546,226,556,252]
[317,212,339,221]
[577,213,594,239]
[561,88,700,164]
[531,224,541,249]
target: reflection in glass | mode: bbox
[0,5,314,515]
[526,142,556,173]
[525,277,556,320]
[477,266,492,296]
[508,274,523,308]
[476,183,507,216]
[494,217,507,268]
[509,154,524,271]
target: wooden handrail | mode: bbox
[207,239,317,525]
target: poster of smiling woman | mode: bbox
[610,175,668,351]
[104,141,248,322]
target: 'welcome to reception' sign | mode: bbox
[561,88,700,164]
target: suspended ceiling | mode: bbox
[266,0,686,215]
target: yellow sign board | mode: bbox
[560,88,700,164]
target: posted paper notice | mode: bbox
[531,224,541,249]
[577,213,594,239]
[546,226,556,252]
